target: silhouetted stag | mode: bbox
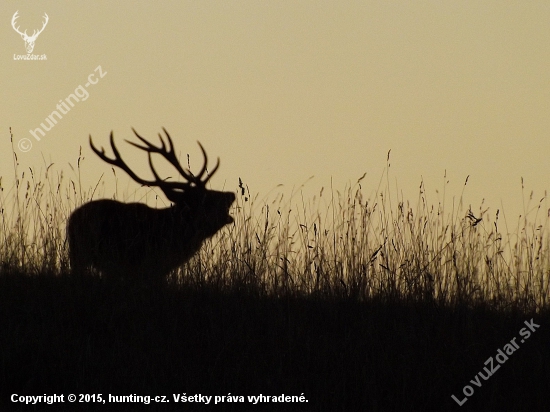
[67,128,235,280]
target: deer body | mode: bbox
[67,129,235,280]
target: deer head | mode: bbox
[12,11,49,54]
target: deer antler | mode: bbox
[12,11,48,39]
[32,13,49,39]
[11,11,24,37]
[90,130,220,200]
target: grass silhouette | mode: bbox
[1,131,549,410]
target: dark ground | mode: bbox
[0,272,548,411]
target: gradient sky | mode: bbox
[2,1,549,222]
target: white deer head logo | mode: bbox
[67,129,236,281]
[11,11,49,54]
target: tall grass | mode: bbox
[1,130,549,312]
[194,171,549,312]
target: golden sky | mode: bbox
[2,1,549,220]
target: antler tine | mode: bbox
[159,128,173,153]
[160,128,200,184]
[89,132,117,164]
[196,141,220,184]
[158,128,180,167]
[127,128,165,151]
[146,152,163,182]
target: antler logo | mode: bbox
[11,11,49,54]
